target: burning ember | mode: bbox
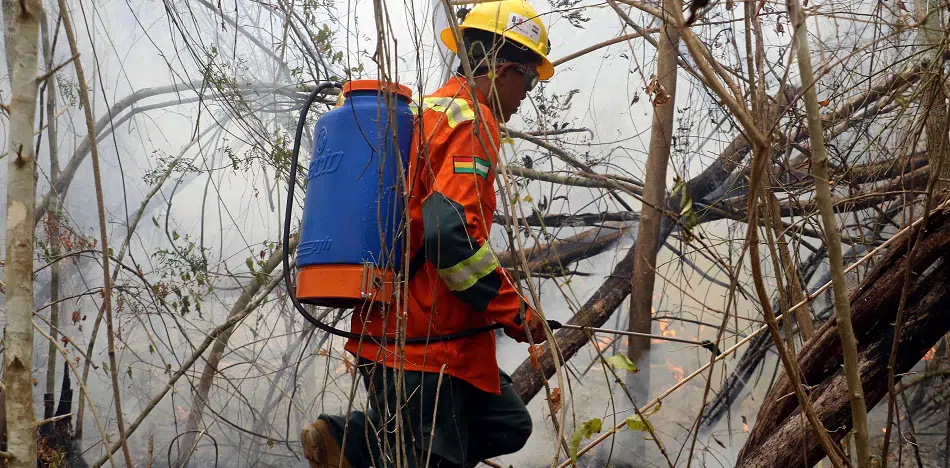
[654,320,677,344]
[666,358,686,382]
[923,346,937,361]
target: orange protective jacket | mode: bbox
[344,77,535,395]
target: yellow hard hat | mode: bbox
[440,0,554,81]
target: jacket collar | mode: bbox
[442,75,490,109]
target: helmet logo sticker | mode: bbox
[507,13,541,46]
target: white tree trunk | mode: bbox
[3,0,43,466]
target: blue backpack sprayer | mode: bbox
[282,80,509,342]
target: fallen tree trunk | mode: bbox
[736,206,950,467]
[497,222,630,271]
[494,211,638,228]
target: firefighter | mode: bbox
[302,1,554,466]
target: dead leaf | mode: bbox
[529,345,544,371]
[72,310,81,323]
[548,387,562,414]
[33,378,38,386]
[818,99,831,107]
[342,357,357,375]
[61,336,69,345]
[316,349,329,357]
[646,75,672,106]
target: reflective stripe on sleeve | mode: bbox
[437,242,500,291]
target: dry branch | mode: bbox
[494,211,638,228]
[56,1,135,465]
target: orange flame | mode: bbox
[654,320,677,344]
[923,346,937,361]
[666,358,686,382]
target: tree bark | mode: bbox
[627,0,680,384]
[3,1,43,466]
[737,208,950,467]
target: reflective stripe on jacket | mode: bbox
[344,77,534,395]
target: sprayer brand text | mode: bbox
[308,151,343,179]
[298,237,333,256]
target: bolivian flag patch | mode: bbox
[453,156,490,179]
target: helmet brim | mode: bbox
[440,26,555,81]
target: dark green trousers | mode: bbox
[319,357,532,468]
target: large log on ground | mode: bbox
[736,206,950,467]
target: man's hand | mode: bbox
[505,309,548,344]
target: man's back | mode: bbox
[344,76,530,396]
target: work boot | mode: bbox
[302,419,352,468]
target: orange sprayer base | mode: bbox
[296,264,396,309]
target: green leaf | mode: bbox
[172,230,180,241]
[127,367,133,379]
[606,354,638,373]
[148,344,155,354]
[625,414,654,433]
[568,418,602,464]
[245,257,255,272]
[625,403,662,434]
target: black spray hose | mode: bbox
[283,82,504,343]
[283,83,724,355]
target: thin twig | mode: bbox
[34,413,73,427]
[34,52,77,83]
[55,2,134,466]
